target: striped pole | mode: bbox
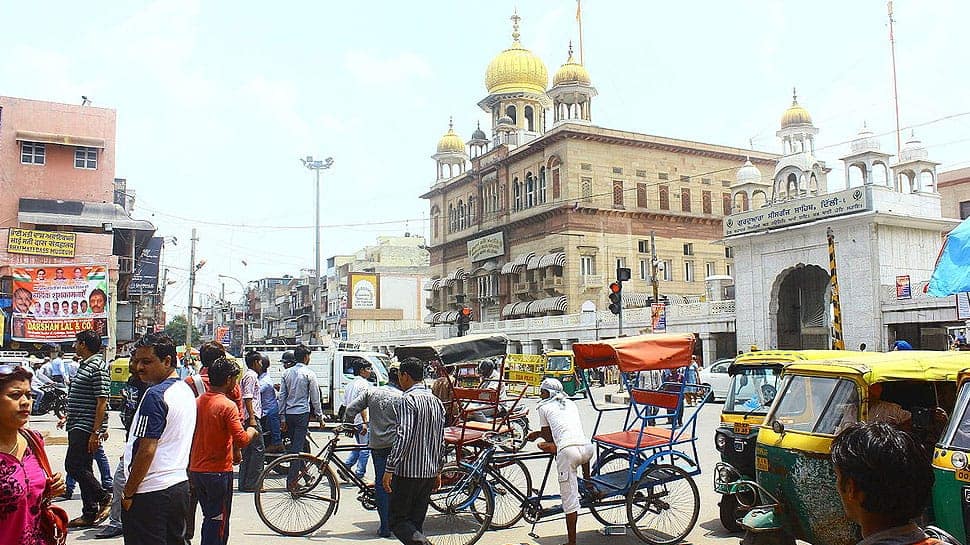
[827,227,846,350]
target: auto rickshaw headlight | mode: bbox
[715,431,729,451]
[953,452,967,469]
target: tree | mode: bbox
[164,314,201,346]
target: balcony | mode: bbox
[580,274,604,291]
[512,282,535,295]
[425,296,439,310]
[542,276,564,292]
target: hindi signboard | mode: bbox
[129,237,163,296]
[724,188,870,237]
[10,265,109,341]
[896,275,912,299]
[467,232,505,263]
[348,273,379,310]
[651,303,667,333]
[7,228,77,258]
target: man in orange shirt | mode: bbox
[188,357,258,545]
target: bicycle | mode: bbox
[255,424,492,545]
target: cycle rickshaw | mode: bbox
[446,333,710,545]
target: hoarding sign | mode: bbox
[7,228,77,258]
[10,265,109,341]
[348,273,379,310]
[895,275,912,299]
[651,303,667,333]
[467,232,505,262]
[130,237,163,296]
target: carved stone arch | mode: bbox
[547,155,562,169]
[751,190,768,209]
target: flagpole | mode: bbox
[576,0,584,64]
[888,1,902,158]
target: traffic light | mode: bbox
[457,306,472,336]
[608,282,622,315]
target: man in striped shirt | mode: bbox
[382,358,445,545]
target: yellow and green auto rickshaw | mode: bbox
[108,357,131,410]
[931,367,970,545]
[504,351,583,396]
[736,351,970,545]
[714,350,869,532]
[543,350,582,396]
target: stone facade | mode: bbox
[938,166,970,219]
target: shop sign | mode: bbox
[467,232,504,262]
[7,228,76,257]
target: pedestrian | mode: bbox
[121,334,197,545]
[189,356,259,545]
[684,355,700,406]
[344,363,403,538]
[832,422,939,545]
[62,445,112,501]
[0,363,68,545]
[237,351,265,492]
[278,344,321,486]
[525,378,594,545]
[59,329,112,528]
[49,349,67,384]
[343,360,372,480]
[258,355,283,453]
[382,357,445,545]
[891,339,913,351]
[469,359,506,422]
[96,360,149,539]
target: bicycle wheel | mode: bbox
[588,451,633,527]
[500,418,529,453]
[488,458,531,529]
[626,464,700,545]
[255,453,339,536]
[423,465,493,545]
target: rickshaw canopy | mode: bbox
[394,334,508,365]
[573,333,695,372]
[782,350,970,384]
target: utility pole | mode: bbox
[650,231,660,302]
[185,228,197,354]
[158,267,169,332]
[301,156,334,344]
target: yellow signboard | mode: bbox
[7,228,76,258]
[348,272,379,310]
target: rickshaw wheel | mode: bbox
[424,464,493,545]
[488,458,532,529]
[255,454,337,536]
[626,464,699,545]
[589,452,633,527]
[718,494,744,533]
[500,419,529,453]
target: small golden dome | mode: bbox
[484,13,548,95]
[436,119,465,154]
[780,88,813,129]
[552,45,591,86]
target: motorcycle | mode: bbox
[31,383,68,418]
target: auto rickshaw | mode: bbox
[713,350,868,532]
[736,351,970,545]
[931,367,970,544]
[109,357,131,410]
[543,350,582,396]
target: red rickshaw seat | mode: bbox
[443,426,487,445]
[593,427,693,450]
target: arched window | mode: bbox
[457,200,466,230]
[468,196,476,224]
[430,206,440,239]
[513,178,521,211]
[539,167,547,203]
[786,173,798,198]
[448,204,455,233]
[525,173,535,208]
[505,105,517,125]
[524,105,535,132]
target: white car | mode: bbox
[699,358,734,401]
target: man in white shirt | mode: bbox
[526,378,594,545]
[343,361,372,479]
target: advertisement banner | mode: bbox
[895,275,912,299]
[215,326,231,345]
[10,265,109,341]
[651,303,667,333]
[348,272,379,310]
[130,237,163,296]
[7,228,77,258]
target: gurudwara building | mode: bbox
[421,14,776,334]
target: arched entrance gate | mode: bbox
[769,264,831,350]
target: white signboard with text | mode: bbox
[724,188,870,237]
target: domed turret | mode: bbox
[547,42,597,126]
[780,89,813,129]
[432,118,467,182]
[900,131,929,162]
[468,121,489,158]
[483,13,548,95]
[436,120,465,154]
[736,159,763,185]
[470,122,487,142]
[552,47,591,86]
[850,123,881,154]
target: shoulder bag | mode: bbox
[20,429,69,545]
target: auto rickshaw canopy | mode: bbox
[573,333,695,372]
[729,349,868,376]
[394,333,508,365]
[782,350,970,384]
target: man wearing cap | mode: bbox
[344,364,403,538]
[526,378,594,545]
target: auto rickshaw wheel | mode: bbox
[718,494,744,533]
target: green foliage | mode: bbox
[163,314,201,345]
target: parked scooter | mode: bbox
[31,383,68,418]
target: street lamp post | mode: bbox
[218,274,249,350]
[301,155,334,345]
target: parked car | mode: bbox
[699,358,734,401]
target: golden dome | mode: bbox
[780,89,813,129]
[436,119,465,154]
[484,13,548,95]
[552,46,591,86]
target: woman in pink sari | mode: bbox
[0,364,66,545]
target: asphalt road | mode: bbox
[39,385,746,545]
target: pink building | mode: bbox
[0,96,154,354]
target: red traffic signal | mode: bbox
[460,307,472,318]
[608,282,622,315]
[609,282,622,294]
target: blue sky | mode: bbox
[2,0,967,313]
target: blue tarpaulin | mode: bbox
[928,217,970,296]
